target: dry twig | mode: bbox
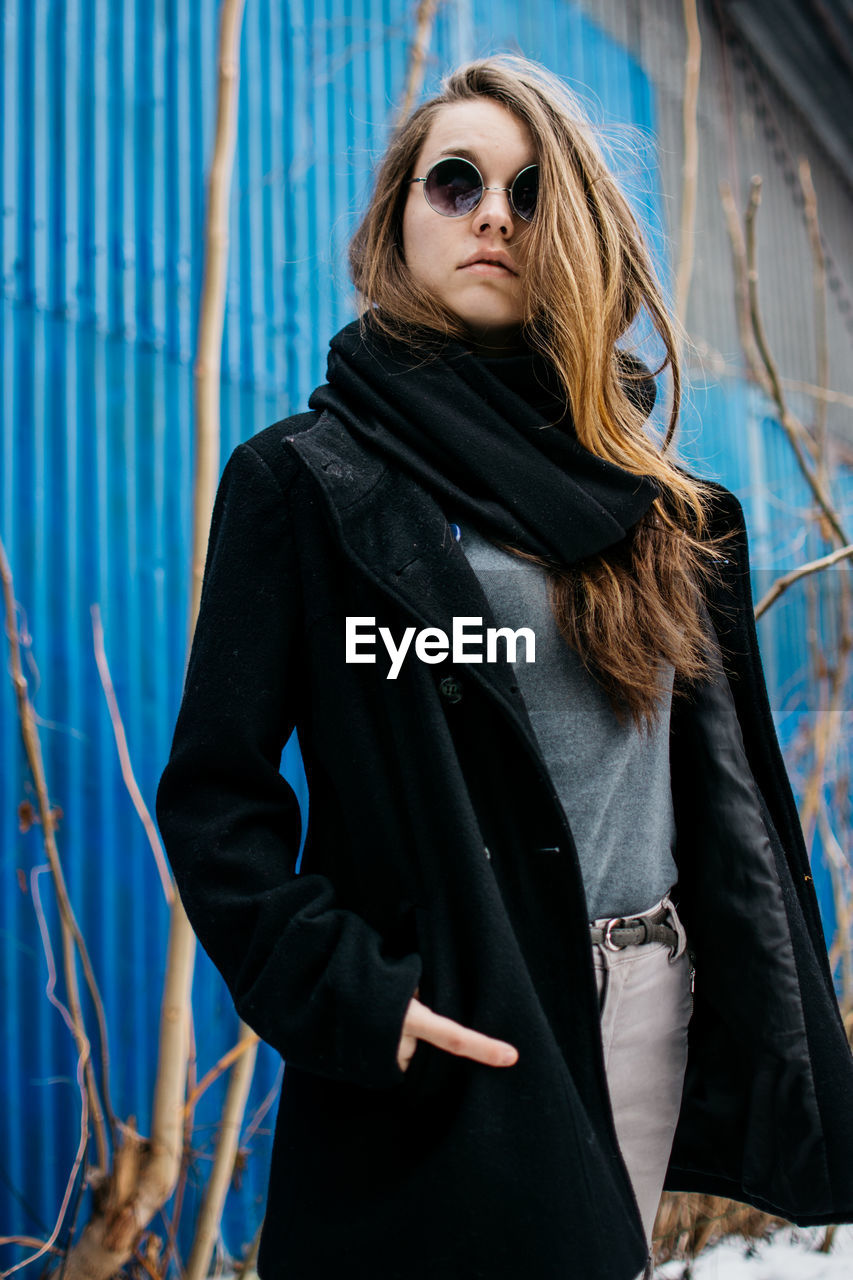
[393,0,445,129]
[744,176,848,546]
[0,536,110,1183]
[91,603,174,905]
[185,1024,259,1280]
[799,158,829,468]
[184,1032,260,1115]
[754,543,853,618]
[675,0,702,329]
[719,181,772,398]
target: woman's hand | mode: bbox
[397,987,519,1073]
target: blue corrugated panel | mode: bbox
[1,0,849,1268]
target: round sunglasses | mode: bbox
[408,156,538,222]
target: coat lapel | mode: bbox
[282,410,535,730]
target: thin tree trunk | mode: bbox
[54,3,248,1275]
[675,0,701,330]
[185,1024,259,1280]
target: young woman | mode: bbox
[156,54,853,1280]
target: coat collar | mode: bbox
[282,410,535,727]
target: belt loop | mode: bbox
[660,893,687,961]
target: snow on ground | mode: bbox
[653,1224,853,1278]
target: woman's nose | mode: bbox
[474,189,515,232]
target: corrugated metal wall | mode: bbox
[1,0,850,1265]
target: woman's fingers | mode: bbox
[424,1009,518,1065]
[399,995,518,1070]
[397,1028,418,1071]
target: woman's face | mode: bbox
[401,99,537,355]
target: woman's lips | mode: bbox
[460,262,515,276]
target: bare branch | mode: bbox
[819,798,853,1010]
[0,866,94,1279]
[686,332,853,411]
[240,1062,284,1148]
[675,0,702,329]
[184,1031,260,1115]
[745,176,848,546]
[754,543,853,618]
[0,1241,64,1258]
[191,0,247,630]
[0,537,110,1180]
[393,0,444,129]
[719,180,771,396]
[91,604,175,905]
[779,379,853,411]
[185,1024,259,1280]
[797,157,829,472]
[233,1217,263,1280]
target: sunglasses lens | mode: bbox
[511,166,538,221]
[424,158,483,216]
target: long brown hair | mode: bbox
[347,53,736,731]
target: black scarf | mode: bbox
[307,316,660,568]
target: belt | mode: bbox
[589,902,679,952]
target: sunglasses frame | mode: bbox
[408,155,538,222]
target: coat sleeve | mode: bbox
[155,440,421,1089]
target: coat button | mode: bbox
[439,675,463,703]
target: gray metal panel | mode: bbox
[722,0,853,185]
[578,0,853,445]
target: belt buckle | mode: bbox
[603,916,627,951]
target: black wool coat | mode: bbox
[156,408,853,1280]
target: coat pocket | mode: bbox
[394,904,457,1106]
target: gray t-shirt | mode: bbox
[456,519,678,921]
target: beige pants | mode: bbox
[591,891,693,1278]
